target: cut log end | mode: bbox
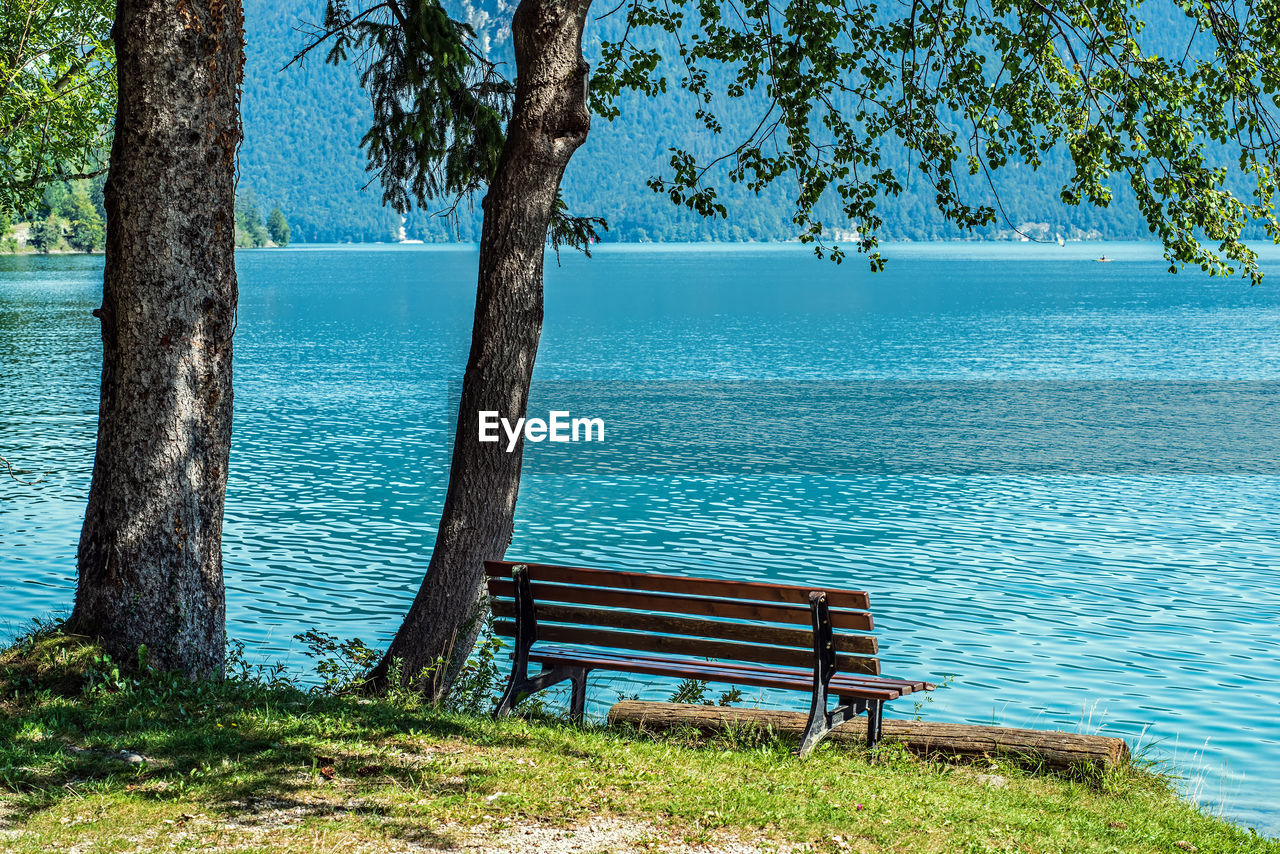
[607,701,1130,772]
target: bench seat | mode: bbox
[529,645,929,701]
[486,560,933,755]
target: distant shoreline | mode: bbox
[11,237,1280,259]
[259,237,1155,249]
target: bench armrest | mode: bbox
[808,591,837,679]
[509,564,539,662]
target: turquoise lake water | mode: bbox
[2,242,1279,835]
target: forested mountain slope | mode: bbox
[238,1,1201,244]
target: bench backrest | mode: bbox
[484,560,881,675]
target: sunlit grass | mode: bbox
[1,631,1275,853]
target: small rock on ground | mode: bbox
[62,744,147,764]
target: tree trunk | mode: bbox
[69,0,243,679]
[368,0,593,698]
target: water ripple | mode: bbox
[2,245,1279,835]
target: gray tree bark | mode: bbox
[69,0,244,678]
[368,0,593,697]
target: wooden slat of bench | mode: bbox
[527,648,903,700]
[485,560,871,611]
[487,578,874,632]
[529,644,929,695]
[498,621,881,675]
[491,601,877,655]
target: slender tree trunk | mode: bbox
[368,0,593,697]
[68,0,244,678]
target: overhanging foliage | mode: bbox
[593,0,1280,280]
[303,0,1280,281]
[1,0,115,214]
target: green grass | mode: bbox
[1,632,1274,853]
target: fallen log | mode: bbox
[607,701,1129,772]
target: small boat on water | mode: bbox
[1096,255,1112,262]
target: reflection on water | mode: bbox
[2,244,1279,834]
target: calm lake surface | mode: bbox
[2,242,1279,835]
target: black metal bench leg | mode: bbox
[799,718,830,757]
[494,564,537,719]
[494,633,532,719]
[568,667,590,723]
[866,699,883,748]
[494,677,521,718]
[800,592,838,757]
[494,635,529,718]
[495,664,581,718]
[799,691,830,757]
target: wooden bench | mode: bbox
[485,560,933,756]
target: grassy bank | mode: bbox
[1,632,1273,853]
